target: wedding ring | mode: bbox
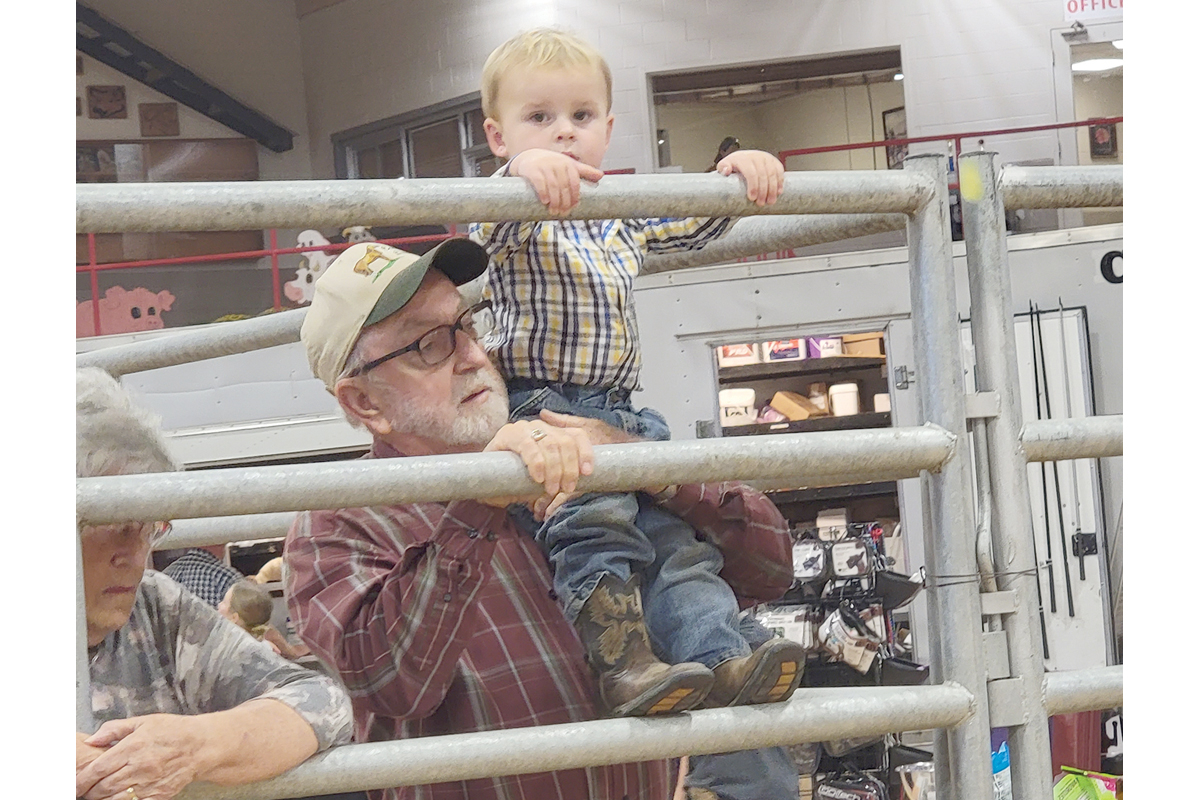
[530,428,547,442]
[126,789,139,800]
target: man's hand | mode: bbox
[536,410,673,499]
[481,418,596,519]
[715,149,786,207]
[509,149,605,216]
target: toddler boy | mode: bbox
[469,28,803,718]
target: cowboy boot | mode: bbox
[707,637,807,707]
[574,573,714,717]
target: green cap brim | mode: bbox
[363,237,489,328]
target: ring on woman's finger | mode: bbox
[530,428,547,442]
[126,789,140,800]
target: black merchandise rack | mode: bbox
[753,521,931,799]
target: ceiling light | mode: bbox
[1072,58,1123,72]
[893,72,904,81]
[1113,39,1123,49]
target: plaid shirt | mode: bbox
[284,439,793,800]
[469,174,733,392]
[162,547,244,608]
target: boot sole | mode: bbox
[725,640,806,706]
[610,667,714,717]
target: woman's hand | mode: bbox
[76,714,208,800]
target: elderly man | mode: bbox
[284,239,798,800]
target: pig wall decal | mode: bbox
[77,286,176,337]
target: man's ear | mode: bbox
[483,118,507,159]
[335,377,393,437]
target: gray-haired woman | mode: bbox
[75,368,353,800]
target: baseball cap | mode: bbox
[300,237,489,392]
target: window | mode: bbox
[334,94,504,180]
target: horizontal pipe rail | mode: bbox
[156,414,1121,548]
[642,213,908,273]
[1020,415,1122,461]
[177,683,974,800]
[76,308,306,377]
[1044,666,1123,716]
[76,173,932,233]
[998,164,1122,209]
[160,511,298,550]
[78,425,956,524]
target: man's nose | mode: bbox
[454,330,491,371]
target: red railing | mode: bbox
[779,116,1123,169]
[77,229,457,337]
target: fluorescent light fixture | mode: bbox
[893,72,904,81]
[1072,58,1123,72]
[1113,39,1123,49]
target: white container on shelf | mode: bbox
[718,388,757,427]
[829,383,860,416]
[873,393,891,413]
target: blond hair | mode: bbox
[481,28,612,119]
[228,579,275,640]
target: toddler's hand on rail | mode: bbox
[717,149,785,207]
[508,149,604,216]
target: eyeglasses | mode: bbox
[349,301,495,376]
[82,521,173,548]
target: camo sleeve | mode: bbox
[87,572,353,752]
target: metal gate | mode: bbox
[76,154,1123,800]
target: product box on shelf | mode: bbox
[770,390,827,421]
[718,388,757,427]
[807,336,843,358]
[842,331,885,357]
[716,342,760,367]
[761,339,806,362]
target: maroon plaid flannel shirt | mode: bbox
[284,440,793,800]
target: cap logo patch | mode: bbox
[354,244,392,276]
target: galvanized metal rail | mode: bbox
[175,683,976,800]
[76,172,932,233]
[79,426,956,525]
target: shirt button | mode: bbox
[466,529,479,539]
[486,532,497,542]
[443,592,453,602]
[548,590,558,601]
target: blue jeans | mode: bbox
[508,381,747,669]
[508,379,672,443]
[684,616,800,800]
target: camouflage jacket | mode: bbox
[85,570,353,752]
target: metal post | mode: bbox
[77,519,96,732]
[903,153,994,800]
[960,151,1054,799]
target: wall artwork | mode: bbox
[87,85,128,119]
[1088,121,1118,159]
[882,106,908,170]
[77,144,117,183]
[139,102,181,137]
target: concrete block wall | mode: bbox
[294,0,1100,178]
[85,0,314,180]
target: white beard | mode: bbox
[385,368,510,450]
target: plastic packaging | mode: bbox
[829,382,861,416]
